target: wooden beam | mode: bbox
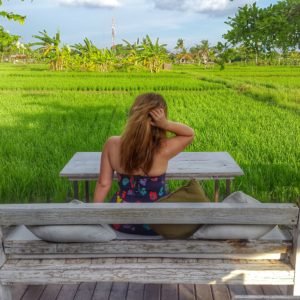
[290,210,300,296]
[0,203,298,226]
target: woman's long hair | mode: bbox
[120,93,168,174]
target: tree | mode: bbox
[0,26,19,61]
[30,30,66,71]
[175,38,185,52]
[223,2,265,64]
[139,35,168,73]
[0,0,26,23]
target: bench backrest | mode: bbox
[0,203,298,226]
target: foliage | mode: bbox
[0,0,26,23]
[223,0,300,64]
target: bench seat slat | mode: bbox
[4,239,291,260]
[0,258,294,285]
[0,203,298,226]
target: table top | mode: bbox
[59,152,244,181]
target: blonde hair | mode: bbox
[120,93,168,174]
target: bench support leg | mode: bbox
[214,179,219,202]
[73,181,79,200]
[0,284,12,300]
[85,181,90,203]
[291,211,300,296]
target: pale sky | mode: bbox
[1,0,278,50]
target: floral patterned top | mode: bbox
[110,172,167,235]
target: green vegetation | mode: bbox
[0,64,299,204]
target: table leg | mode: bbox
[214,179,220,202]
[85,181,90,203]
[73,181,79,200]
[226,179,231,197]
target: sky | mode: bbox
[1,0,278,50]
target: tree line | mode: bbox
[0,0,299,71]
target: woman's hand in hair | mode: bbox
[149,108,168,129]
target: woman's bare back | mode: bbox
[107,136,169,176]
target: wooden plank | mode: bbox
[109,282,129,300]
[232,296,300,300]
[74,282,96,300]
[179,284,195,300]
[56,284,79,300]
[262,284,283,295]
[91,282,112,300]
[0,284,12,300]
[22,285,46,300]
[12,283,28,300]
[39,284,63,300]
[0,203,298,226]
[161,284,178,300]
[144,283,161,300]
[228,285,247,298]
[0,227,6,267]
[126,283,145,300]
[194,285,213,300]
[4,239,291,260]
[0,258,294,285]
[245,285,264,295]
[211,285,231,300]
[0,227,12,300]
[59,152,244,180]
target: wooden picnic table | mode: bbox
[59,152,244,202]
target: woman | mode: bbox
[93,93,194,235]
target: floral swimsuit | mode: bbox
[110,172,167,235]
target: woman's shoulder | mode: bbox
[106,136,121,146]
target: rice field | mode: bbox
[0,64,299,204]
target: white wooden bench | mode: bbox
[0,202,299,300]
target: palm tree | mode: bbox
[195,40,210,67]
[175,38,185,52]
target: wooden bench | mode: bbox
[0,202,299,300]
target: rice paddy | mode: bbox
[0,64,299,203]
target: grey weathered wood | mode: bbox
[12,283,28,300]
[59,152,244,180]
[144,283,160,300]
[4,239,292,260]
[211,285,231,300]
[290,211,300,296]
[91,282,112,300]
[0,258,294,285]
[0,227,12,300]
[232,296,300,300]
[179,284,195,300]
[0,228,6,268]
[228,285,247,298]
[127,283,145,300]
[0,284,12,300]
[0,203,298,225]
[195,284,213,300]
[262,284,283,295]
[39,284,62,300]
[22,284,46,300]
[74,282,96,300]
[245,285,264,296]
[161,284,178,300]
[56,284,79,300]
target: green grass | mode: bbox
[0,63,299,203]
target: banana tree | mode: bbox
[30,30,65,70]
[138,35,168,73]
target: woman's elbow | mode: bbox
[188,129,195,144]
